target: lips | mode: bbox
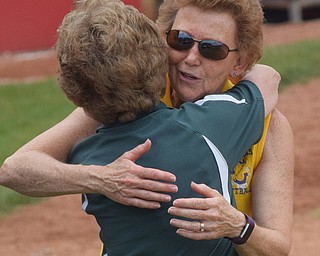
[180,71,199,81]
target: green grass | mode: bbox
[260,40,320,91]
[0,187,41,216]
[0,78,75,215]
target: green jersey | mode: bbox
[68,80,264,256]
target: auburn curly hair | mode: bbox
[57,0,168,125]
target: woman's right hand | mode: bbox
[93,139,178,209]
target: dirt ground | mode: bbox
[0,20,320,256]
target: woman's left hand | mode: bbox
[168,182,245,240]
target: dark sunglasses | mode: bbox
[166,30,238,61]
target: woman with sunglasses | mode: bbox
[157,1,294,255]
[1,0,293,255]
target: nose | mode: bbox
[184,43,202,66]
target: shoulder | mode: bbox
[268,109,293,138]
[264,109,294,157]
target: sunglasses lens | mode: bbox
[166,30,194,51]
[166,30,235,60]
[199,40,229,60]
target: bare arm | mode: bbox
[235,109,294,255]
[168,109,294,255]
[0,108,177,208]
[242,64,280,116]
[0,108,98,195]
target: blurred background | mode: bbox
[1,0,320,53]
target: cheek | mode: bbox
[168,48,187,65]
[202,64,230,93]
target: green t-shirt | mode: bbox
[68,80,264,256]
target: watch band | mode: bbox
[230,213,255,245]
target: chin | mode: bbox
[174,86,203,103]
[180,94,201,103]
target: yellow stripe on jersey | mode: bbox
[100,244,104,256]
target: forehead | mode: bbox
[172,6,237,43]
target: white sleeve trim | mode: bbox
[202,135,231,204]
[82,193,89,211]
[195,94,247,106]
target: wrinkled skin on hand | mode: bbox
[94,139,178,209]
[168,182,245,240]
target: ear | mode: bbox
[229,56,250,83]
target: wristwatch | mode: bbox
[229,213,255,245]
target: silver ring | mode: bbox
[200,221,205,232]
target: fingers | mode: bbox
[110,185,176,209]
[190,182,219,198]
[132,176,178,193]
[175,228,210,240]
[120,139,152,162]
[122,188,173,204]
[170,182,221,209]
[103,141,178,209]
[122,197,161,209]
[168,204,207,220]
[169,219,211,240]
[167,183,245,241]
[136,166,176,183]
[120,139,177,182]
[170,218,203,232]
[117,177,177,204]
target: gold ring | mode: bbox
[200,221,205,232]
